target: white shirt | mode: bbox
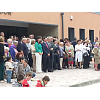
[82,45,90,54]
[75,44,83,62]
[5,62,14,71]
[27,80,31,87]
[75,44,83,53]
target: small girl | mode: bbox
[67,51,74,69]
[65,42,74,69]
[5,57,14,83]
[36,76,50,87]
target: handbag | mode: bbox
[91,48,94,54]
[83,52,88,57]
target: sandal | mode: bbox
[79,67,82,69]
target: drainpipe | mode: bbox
[61,12,64,40]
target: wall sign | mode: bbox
[0,12,12,15]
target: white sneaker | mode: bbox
[4,79,7,82]
[0,81,4,83]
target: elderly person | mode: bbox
[47,36,56,71]
[4,46,11,60]
[58,42,65,69]
[65,41,74,69]
[35,36,43,73]
[21,38,28,60]
[7,39,13,48]
[26,38,31,52]
[0,32,4,37]
[10,41,18,61]
[30,39,36,72]
[0,36,5,83]
[26,38,33,68]
[53,39,61,70]
[29,34,34,45]
[92,42,100,71]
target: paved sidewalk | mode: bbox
[1,62,100,87]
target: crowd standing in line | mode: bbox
[0,31,100,87]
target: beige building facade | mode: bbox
[0,12,100,42]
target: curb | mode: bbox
[69,78,100,87]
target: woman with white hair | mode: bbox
[7,39,13,48]
[58,42,65,69]
[10,41,18,61]
[92,42,100,71]
[4,46,11,60]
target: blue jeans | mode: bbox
[6,70,12,83]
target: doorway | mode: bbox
[68,27,75,42]
[0,25,28,40]
[79,29,85,41]
[89,30,94,43]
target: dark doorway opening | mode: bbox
[79,29,85,41]
[0,25,28,40]
[89,30,94,43]
[68,27,75,42]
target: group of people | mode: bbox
[0,31,99,87]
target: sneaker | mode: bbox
[0,81,4,83]
[4,79,7,82]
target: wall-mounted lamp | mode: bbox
[70,15,73,20]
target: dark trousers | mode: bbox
[83,56,89,69]
[28,52,33,68]
[65,58,68,67]
[0,62,4,81]
[53,54,60,69]
[73,51,76,66]
[50,53,54,71]
[42,57,51,72]
[63,57,68,68]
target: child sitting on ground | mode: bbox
[22,72,33,87]
[36,76,50,87]
[5,57,14,83]
[12,74,24,87]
